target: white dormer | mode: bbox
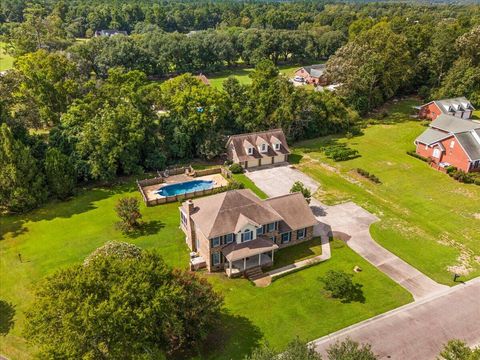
[243,139,255,156]
[270,136,282,151]
[247,147,253,155]
[256,137,269,153]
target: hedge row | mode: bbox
[406,150,429,162]
[356,168,381,184]
[446,166,480,186]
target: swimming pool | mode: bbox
[156,180,214,197]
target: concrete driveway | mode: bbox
[311,278,480,360]
[245,165,448,300]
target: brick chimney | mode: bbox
[184,200,196,251]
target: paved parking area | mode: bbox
[311,278,480,360]
[246,165,448,300]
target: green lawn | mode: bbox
[0,182,411,359]
[208,64,302,90]
[294,98,480,285]
[0,42,14,71]
[269,237,323,270]
[232,173,268,199]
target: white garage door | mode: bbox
[273,155,285,163]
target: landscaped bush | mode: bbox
[320,270,365,303]
[323,144,360,162]
[115,197,143,233]
[229,163,243,174]
[445,166,480,186]
[356,168,381,184]
[406,150,429,162]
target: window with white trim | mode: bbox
[180,211,187,226]
[241,230,253,242]
[267,222,277,232]
[211,237,221,247]
[225,233,234,244]
[256,227,264,236]
[212,252,221,265]
[450,141,455,149]
[297,228,306,240]
[247,147,253,155]
[433,148,441,159]
[274,143,280,150]
[261,143,267,152]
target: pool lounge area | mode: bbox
[141,173,229,205]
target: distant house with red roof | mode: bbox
[196,74,210,86]
[294,64,327,86]
[415,114,480,172]
[418,97,475,121]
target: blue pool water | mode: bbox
[156,180,214,197]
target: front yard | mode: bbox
[293,98,480,285]
[0,181,411,359]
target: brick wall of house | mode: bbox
[419,103,442,121]
[416,136,472,172]
[276,226,314,249]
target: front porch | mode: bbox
[225,252,274,277]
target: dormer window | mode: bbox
[247,147,253,155]
[241,229,253,242]
[274,143,280,151]
[261,143,267,153]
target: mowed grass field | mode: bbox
[293,98,480,285]
[0,42,14,71]
[0,182,411,359]
[208,64,303,90]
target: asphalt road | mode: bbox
[311,277,480,360]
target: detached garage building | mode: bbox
[226,129,290,169]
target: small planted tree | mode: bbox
[245,338,322,360]
[327,338,377,360]
[229,163,243,174]
[115,197,142,232]
[290,181,312,203]
[320,270,364,303]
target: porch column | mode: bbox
[258,253,261,266]
[271,249,274,263]
[243,257,246,270]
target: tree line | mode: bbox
[0,53,357,213]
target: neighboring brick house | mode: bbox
[226,129,290,169]
[418,97,475,121]
[179,189,319,277]
[415,114,480,172]
[294,64,327,85]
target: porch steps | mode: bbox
[245,266,264,281]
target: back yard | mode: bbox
[293,98,480,285]
[0,181,411,359]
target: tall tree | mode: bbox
[44,147,76,200]
[0,123,46,213]
[24,250,223,358]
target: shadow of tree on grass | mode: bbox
[199,312,263,360]
[0,299,15,335]
[125,220,166,239]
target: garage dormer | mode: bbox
[270,135,282,151]
[243,139,255,156]
[256,137,269,153]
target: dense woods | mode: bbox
[1,0,480,213]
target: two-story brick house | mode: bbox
[179,189,319,277]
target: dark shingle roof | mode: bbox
[455,130,480,161]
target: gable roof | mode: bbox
[265,192,318,232]
[430,114,480,133]
[455,130,480,161]
[227,129,290,163]
[300,64,326,78]
[422,97,475,115]
[415,127,453,145]
[182,189,318,238]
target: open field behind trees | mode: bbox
[293,98,480,286]
[0,42,14,71]
[208,64,304,90]
[0,183,411,359]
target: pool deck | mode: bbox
[143,174,228,202]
